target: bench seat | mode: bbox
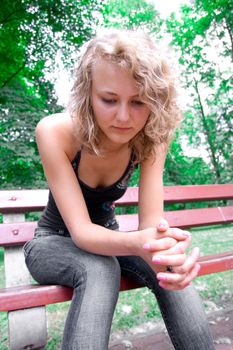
[1,250,233,312]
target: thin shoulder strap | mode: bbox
[71,149,82,170]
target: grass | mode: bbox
[0,224,232,349]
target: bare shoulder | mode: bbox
[36,113,80,160]
[36,112,73,134]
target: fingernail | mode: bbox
[159,220,167,229]
[157,273,167,281]
[182,231,191,237]
[159,281,166,289]
[152,256,162,263]
[143,243,150,250]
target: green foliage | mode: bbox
[0,77,62,188]
[1,0,232,188]
[100,0,162,34]
[166,0,233,183]
[0,0,102,89]
[164,135,213,186]
[0,0,104,189]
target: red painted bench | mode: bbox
[0,184,233,349]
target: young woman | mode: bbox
[23,30,214,349]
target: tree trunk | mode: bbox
[194,80,222,182]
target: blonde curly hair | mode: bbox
[68,29,182,162]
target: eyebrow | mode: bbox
[101,90,140,98]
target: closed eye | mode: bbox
[131,100,144,106]
[102,98,116,104]
[101,98,144,106]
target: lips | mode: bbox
[112,126,132,131]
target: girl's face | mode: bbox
[91,60,150,149]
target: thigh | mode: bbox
[24,234,120,289]
[24,232,121,350]
[24,235,86,286]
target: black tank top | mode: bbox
[38,150,136,231]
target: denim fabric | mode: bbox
[117,256,215,350]
[23,228,214,350]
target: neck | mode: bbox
[99,136,130,155]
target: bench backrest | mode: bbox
[1,184,233,247]
[1,184,233,213]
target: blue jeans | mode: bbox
[23,227,215,350]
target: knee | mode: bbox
[72,254,121,292]
[87,255,121,285]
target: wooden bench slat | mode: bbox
[1,252,232,312]
[0,285,73,312]
[163,184,233,203]
[198,252,233,276]
[0,277,142,312]
[117,184,233,205]
[1,184,233,213]
[0,190,49,213]
[117,206,233,232]
[1,206,232,247]
[165,206,233,228]
[0,222,37,246]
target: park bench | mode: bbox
[0,184,233,349]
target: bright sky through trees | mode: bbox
[150,0,190,18]
[55,0,191,105]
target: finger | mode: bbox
[157,218,169,232]
[167,237,192,255]
[156,270,187,284]
[143,237,177,252]
[171,263,201,289]
[159,262,201,291]
[157,227,191,241]
[182,263,201,285]
[158,281,188,291]
[174,247,200,274]
[154,237,191,257]
[152,253,187,266]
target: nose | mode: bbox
[116,103,130,122]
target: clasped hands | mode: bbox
[139,219,200,290]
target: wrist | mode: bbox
[126,230,143,256]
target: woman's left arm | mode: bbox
[138,143,166,230]
[138,144,200,290]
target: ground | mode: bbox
[109,303,233,349]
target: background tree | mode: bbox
[166,0,233,183]
[100,0,162,33]
[0,0,103,189]
[1,0,232,189]
[100,0,220,186]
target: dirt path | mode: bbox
[110,306,233,349]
